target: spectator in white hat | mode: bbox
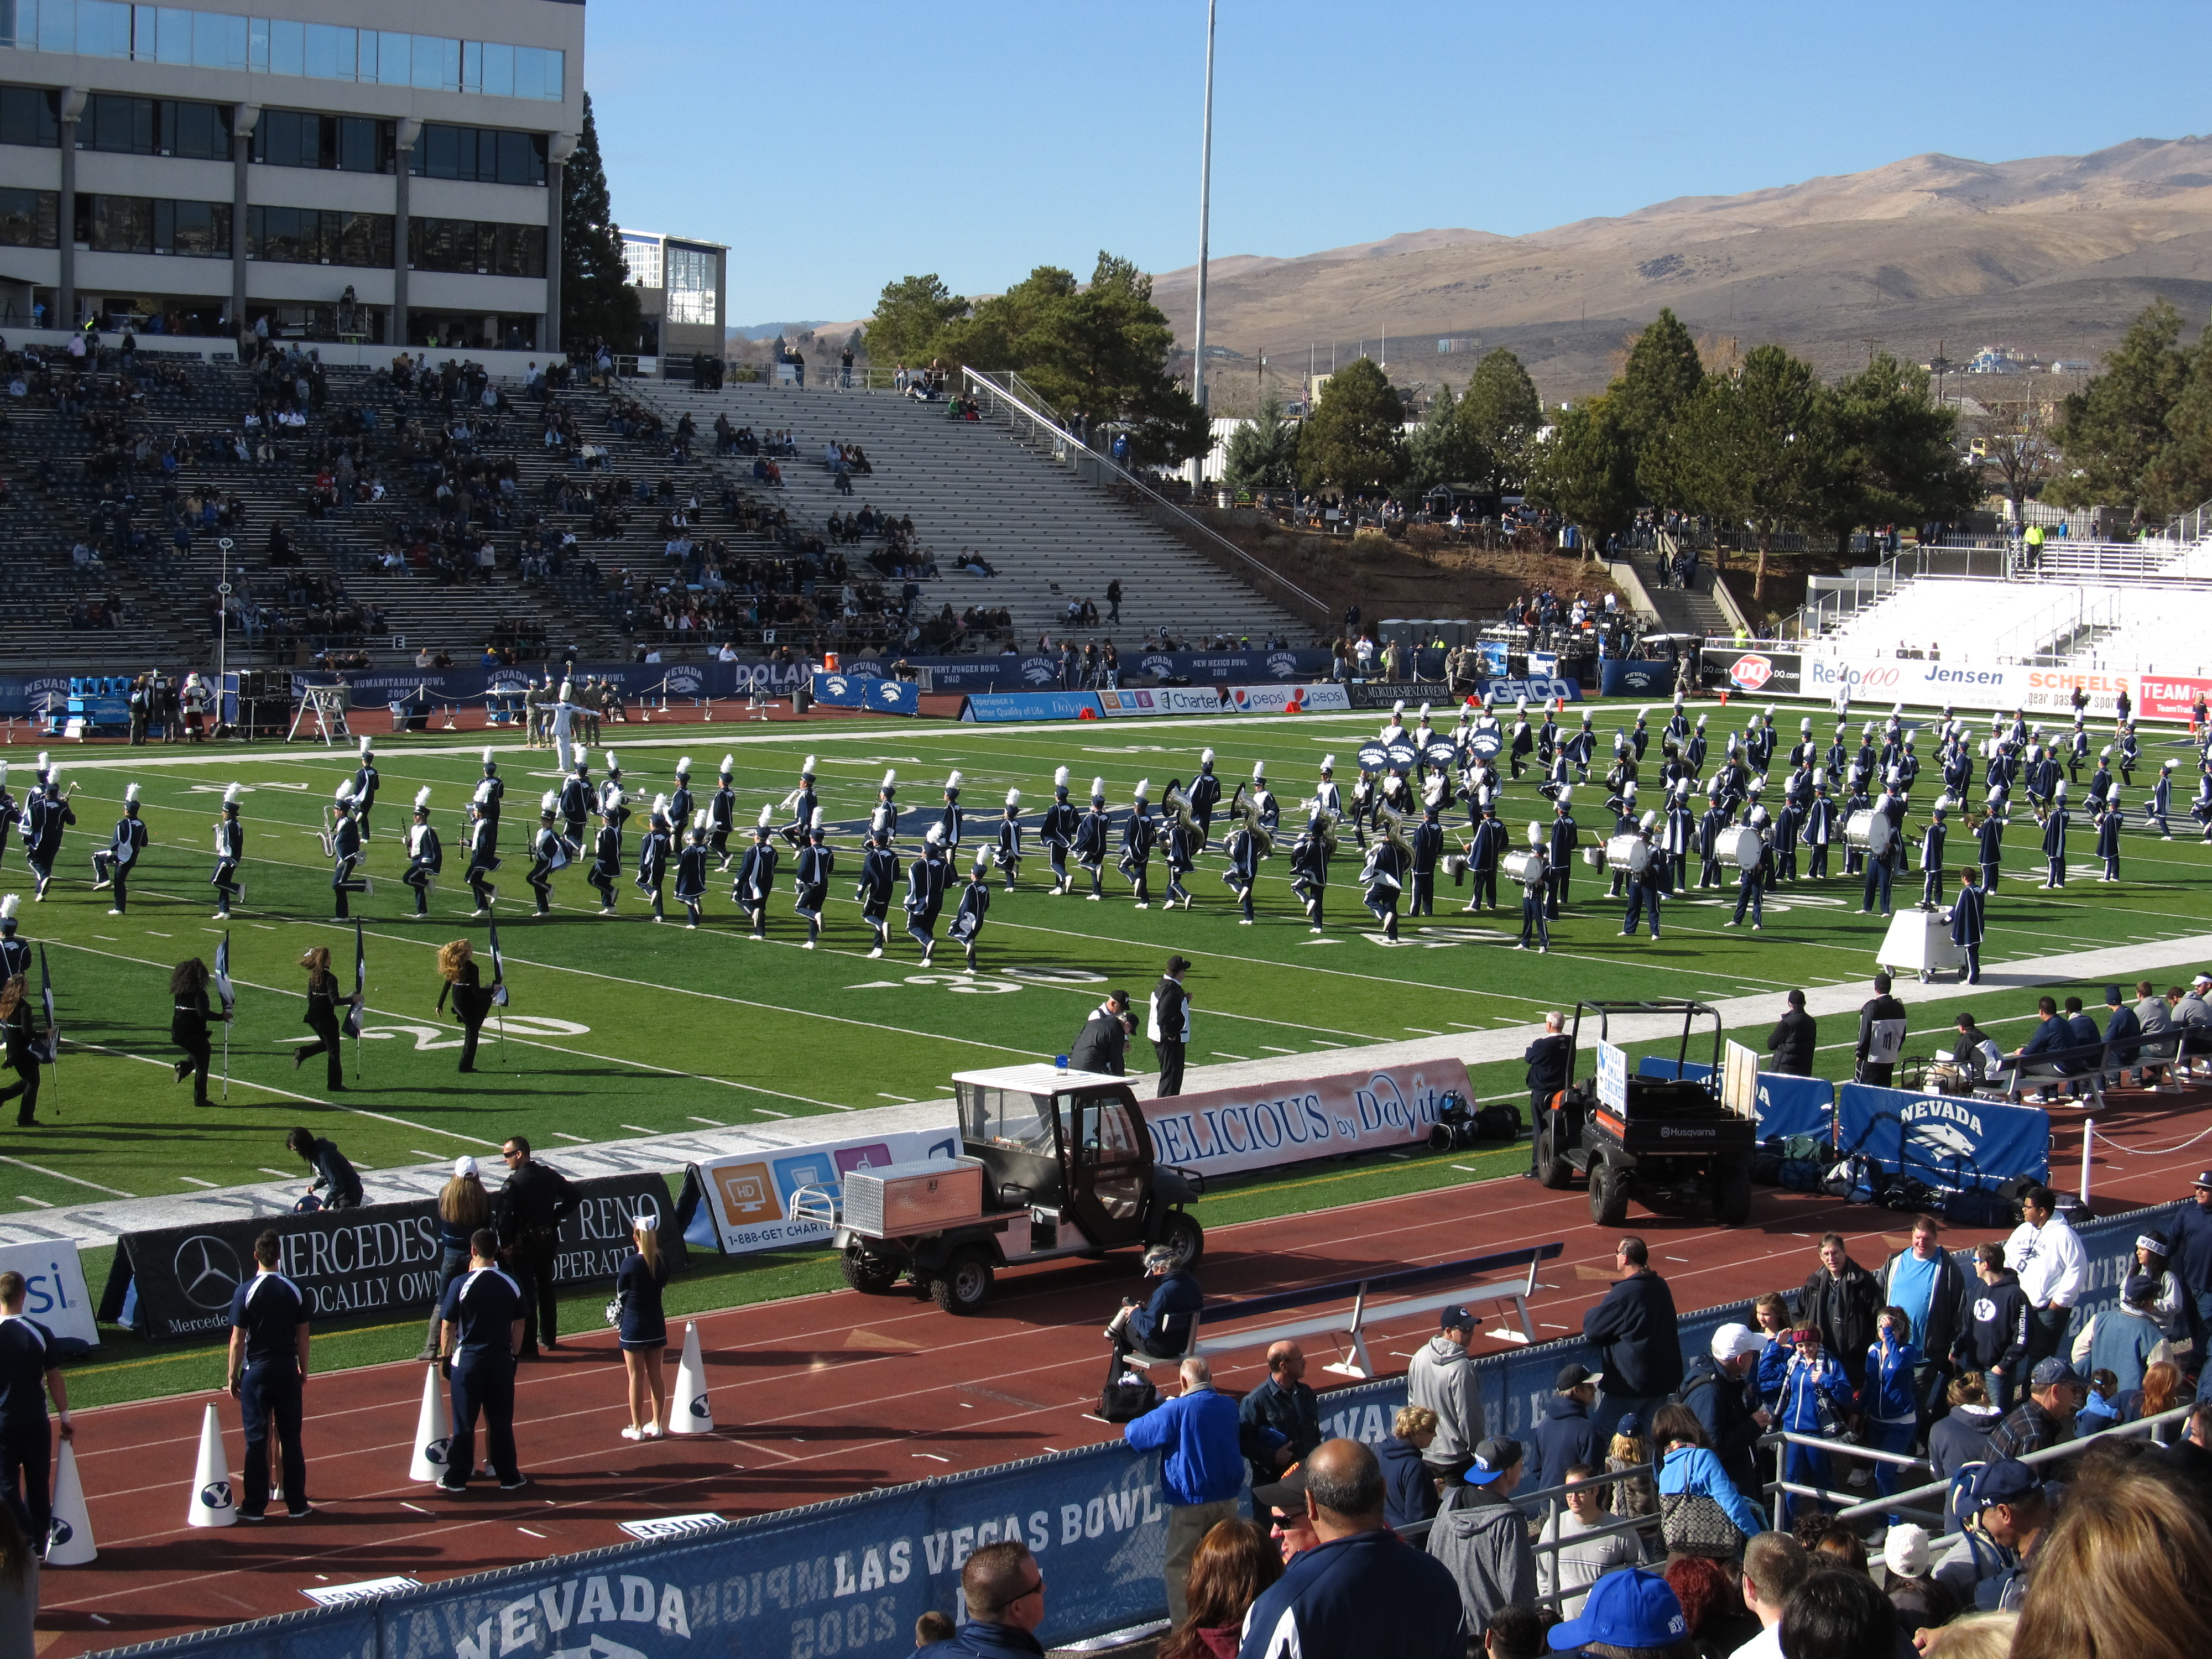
[420,1155,489,1360]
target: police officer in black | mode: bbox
[494,1137,578,1356]
[435,1228,526,1493]
[225,1230,310,1519]
[0,1269,70,1548]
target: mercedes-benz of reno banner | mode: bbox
[1140,1060,1473,1179]
[101,1173,683,1339]
[1803,655,2178,721]
[1096,684,1351,716]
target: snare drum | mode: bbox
[1583,844,1606,869]
[1845,808,1892,857]
[1604,834,1651,875]
[1503,849,1547,887]
[1722,825,1765,871]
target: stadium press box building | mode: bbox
[0,0,584,351]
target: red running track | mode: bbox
[37,1086,2212,1655]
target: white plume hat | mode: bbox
[1091,776,1107,800]
[1557,786,1573,805]
[653,793,669,817]
[539,790,558,813]
[1640,809,1658,831]
[0,896,16,922]
[945,770,962,791]
[1005,787,1021,807]
[675,755,692,774]
[719,754,734,775]
[413,786,432,809]
[604,748,620,770]
[1199,748,1215,766]
[1321,754,1335,770]
[333,780,353,802]
[1054,766,1070,789]
[925,822,945,844]
[1253,760,1266,780]
[481,745,493,765]
[757,803,774,828]
[358,734,373,755]
[811,806,825,829]
[1527,821,1545,845]
[696,808,710,830]
[1133,778,1149,800]
[223,782,241,805]
[124,782,139,804]
[881,769,896,789]
[800,754,816,775]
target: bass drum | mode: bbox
[1604,834,1650,874]
[1722,825,1765,871]
[1845,808,1892,856]
[1502,849,1547,888]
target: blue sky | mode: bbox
[582,0,2195,328]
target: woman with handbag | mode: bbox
[614,1215,670,1440]
[1652,1404,1765,1563]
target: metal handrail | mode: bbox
[1399,1458,1661,1615]
[958,366,1331,628]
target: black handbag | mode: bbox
[1658,1489,1746,1559]
[1097,1352,1159,1424]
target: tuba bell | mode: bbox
[1162,781,1199,839]
[1374,801,1413,859]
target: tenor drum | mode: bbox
[1604,834,1651,874]
[1722,825,1765,871]
[1844,808,1892,856]
[1582,843,1606,869]
[1503,850,1547,887]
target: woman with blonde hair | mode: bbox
[293,946,345,1092]
[2012,1453,2212,1659]
[614,1214,670,1439]
[433,938,498,1074]
[418,1155,491,1359]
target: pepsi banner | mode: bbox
[99,1172,685,1340]
[1835,1083,2050,1191]
[1637,1057,1833,1141]
[1704,649,1802,697]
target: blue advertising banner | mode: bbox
[1601,660,1674,697]
[961,692,1106,723]
[1836,1083,2050,1190]
[1638,1058,1834,1141]
[807,673,921,714]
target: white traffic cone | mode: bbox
[45,1441,96,1565]
[409,1363,452,1483]
[668,1321,713,1433]
[186,1401,236,1528]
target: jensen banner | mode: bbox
[1140,1060,1474,1178]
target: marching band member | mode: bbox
[559,752,593,847]
[938,771,964,850]
[792,810,832,946]
[667,757,696,841]
[1464,793,1504,914]
[1840,767,1871,877]
[875,769,900,839]
[1222,795,1260,924]
[589,797,623,915]
[1824,719,1850,787]
[1747,706,1777,775]
[1684,712,1710,776]
[1515,821,1550,952]
[212,784,245,918]
[403,787,441,918]
[1951,866,1986,984]
[1545,788,1578,919]
[1411,701,1438,759]
[675,810,712,931]
[1978,790,2007,890]
[2118,722,2141,786]
[1862,777,1903,915]
[0,896,24,986]
[1290,800,1333,932]
[1314,756,1342,820]
[2038,780,2069,889]
[1250,760,1279,836]
[1536,700,1561,769]
[352,736,380,839]
[2095,794,2124,882]
[858,814,900,957]
[91,783,148,915]
[1162,784,1199,911]
[1378,698,1408,746]
[1804,779,1835,881]
[1724,806,1770,930]
[1919,796,1951,909]
[598,750,630,831]
[735,806,778,938]
[466,790,502,917]
[2154,759,2177,839]
[1410,795,1443,916]
[477,747,504,844]
[1041,768,1077,895]
[23,770,74,901]
[1772,779,1802,885]
[1621,811,1662,940]
[329,782,366,918]
[1790,715,1819,773]
[949,852,991,973]
[1119,780,1156,907]
[1188,749,1222,846]
[1509,702,1534,780]
[0,763,14,868]
[434,938,498,1074]
[635,796,672,922]
[1663,694,1690,748]
[2086,749,2115,812]
[993,789,1023,891]
[780,757,817,850]
[2067,719,2091,785]
[1605,779,1639,899]
[1697,783,1732,888]
[1359,812,1406,941]
[1073,778,1110,900]
[1659,779,1694,894]
[905,823,950,964]
[1348,765,1376,848]
[709,755,737,867]
[1630,706,1652,763]
[527,792,567,916]
[1566,710,1598,782]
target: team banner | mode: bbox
[1636,1057,1833,1140]
[100,1172,685,1339]
[1835,1082,2051,1191]
[682,1128,961,1256]
[1139,1060,1474,1180]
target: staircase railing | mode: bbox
[958,367,1329,629]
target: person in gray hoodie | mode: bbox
[1407,1305,1481,1482]
[1425,1436,1536,1635]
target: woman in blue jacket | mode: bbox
[1652,1403,1765,1552]
[1777,1327,1854,1524]
[1861,1307,1923,1517]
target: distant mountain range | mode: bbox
[1145,138,2212,398]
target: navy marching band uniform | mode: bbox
[527,792,569,916]
[1919,803,1949,909]
[1951,869,1986,984]
[858,821,900,956]
[1041,768,1078,894]
[91,786,149,914]
[466,797,502,916]
[1072,779,1110,899]
[792,812,832,945]
[780,758,817,851]
[735,808,778,938]
[666,759,696,847]
[2095,798,2124,881]
[1188,751,1222,846]
[212,785,246,917]
[2039,789,2069,888]
[351,738,380,841]
[588,804,623,914]
[937,771,964,851]
[1976,800,2006,893]
[993,790,1024,890]
[23,776,74,901]
[1409,806,1442,916]
[708,757,737,867]
[675,813,712,930]
[328,787,366,918]
[634,800,671,922]
[905,828,949,962]
[948,856,990,971]
[1118,784,1156,906]
[403,790,442,917]
[558,757,593,848]
[1545,799,1577,919]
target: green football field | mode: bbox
[0,701,2204,1214]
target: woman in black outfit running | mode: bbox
[292,946,346,1091]
[169,958,226,1107]
[615,1215,670,1439]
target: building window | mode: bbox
[0,83,57,147]
[409,216,544,279]
[0,184,56,246]
[251,109,392,173]
[247,204,392,267]
[79,93,231,158]
[74,192,231,255]
[620,235,660,290]
[665,242,716,326]
[411,124,546,187]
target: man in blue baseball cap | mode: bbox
[1546,1567,1687,1653]
[1965,1459,2050,1612]
[1426,1436,1536,1635]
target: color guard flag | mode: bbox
[343,921,366,1038]
[32,946,56,1065]
[487,920,508,1006]
[212,932,236,1018]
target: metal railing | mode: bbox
[1400,1458,1660,1616]
[2163,495,2212,546]
[957,366,1330,628]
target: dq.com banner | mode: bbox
[1141,1060,1474,1178]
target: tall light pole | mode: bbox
[1192,0,1216,422]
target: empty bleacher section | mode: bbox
[1805,574,2212,672]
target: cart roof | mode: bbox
[952,1065,1131,1094]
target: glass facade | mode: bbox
[79,91,231,156]
[0,182,55,243]
[619,232,659,290]
[75,191,229,254]
[409,216,543,278]
[0,2,565,101]
[247,202,390,267]
[250,107,390,171]
[411,123,545,186]
[665,241,715,326]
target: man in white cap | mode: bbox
[1678,1322,1771,1494]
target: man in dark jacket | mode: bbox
[494,1136,581,1357]
[1525,1013,1571,1175]
[920,1540,1048,1657]
[1953,1240,2032,1411]
[1767,990,1817,1075]
[1855,972,1908,1086]
[1109,1245,1202,1363]
[1067,991,1130,1075]
[1801,1233,1882,1389]
[1581,1237,1683,1440]
[1238,1340,1323,1482]
[1681,1322,1770,1496]
[1881,1214,1970,1424]
[1526,1363,1600,1494]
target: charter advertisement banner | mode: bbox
[100,1172,684,1339]
[685,1129,961,1255]
[1139,1060,1474,1179]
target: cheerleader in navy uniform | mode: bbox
[734,806,778,937]
[993,789,1022,890]
[781,757,817,850]
[465,793,501,916]
[793,810,833,947]
[708,756,737,868]
[635,795,671,921]
[352,736,380,839]
[1040,768,1077,894]
[212,783,245,917]
[949,853,991,973]
[401,787,441,917]
[1119,780,1156,907]
[1072,777,1110,899]
[905,823,950,964]
[2154,759,2177,839]
[91,783,149,914]
[434,938,498,1073]
[667,757,695,841]
[858,815,899,957]
[2095,794,2124,881]
[328,781,366,917]
[526,791,567,915]
[589,800,623,914]
[675,810,711,930]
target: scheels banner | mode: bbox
[99,1172,683,1339]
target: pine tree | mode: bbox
[1453,349,1541,491]
[561,93,641,354]
[2051,299,2193,517]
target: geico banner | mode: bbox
[1141,1060,1474,1178]
[1803,655,2146,721]
[99,1172,683,1339]
[683,1129,960,1256]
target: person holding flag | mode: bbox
[293,946,345,1092]
[435,938,498,1074]
[0,969,47,1125]
[211,784,245,919]
[168,957,226,1108]
[91,784,148,916]
[343,921,367,1066]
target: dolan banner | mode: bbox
[100,1172,684,1339]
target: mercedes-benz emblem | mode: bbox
[173,1235,244,1311]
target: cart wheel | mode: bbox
[1157,1209,1205,1271]
[839,1246,903,1295]
[928,1249,994,1316]
[1589,1164,1629,1228]
[1538,1123,1573,1190]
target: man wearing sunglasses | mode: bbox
[919,1540,1046,1657]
